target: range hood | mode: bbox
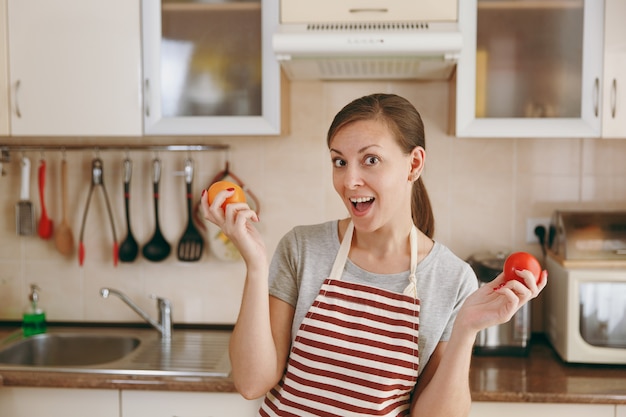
[273,0,463,81]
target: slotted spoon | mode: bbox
[177,158,204,262]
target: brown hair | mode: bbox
[326,93,435,238]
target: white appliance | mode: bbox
[273,0,473,80]
[545,211,626,365]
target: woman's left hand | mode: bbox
[455,269,547,335]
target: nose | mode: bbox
[342,164,364,189]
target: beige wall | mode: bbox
[1,80,626,328]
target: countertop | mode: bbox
[470,335,626,404]
[1,325,625,404]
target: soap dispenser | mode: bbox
[23,284,46,336]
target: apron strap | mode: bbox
[403,225,419,298]
[330,221,420,299]
[329,221,354,281]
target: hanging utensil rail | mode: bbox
[0,144,229,160]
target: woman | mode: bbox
[201,93,547,416]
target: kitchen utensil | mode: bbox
[78,158,119,266]
[54,158,74,256]
[177,158,204,262]
[118,158,139,263]
[16,156,35,236]
[37,159,54,239]
[142,158,171,262]
[199,160,260,261]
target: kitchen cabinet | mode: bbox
[0,0,8,136]
[5,0,143,136]
[142,0,284,136]
[0,387,119,417]
[601,0,626,138]
[122,390,263,416]
[618,405,626,417]
[454,0,604,138]
[469,402,615,417]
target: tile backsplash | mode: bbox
[1,80,626,328]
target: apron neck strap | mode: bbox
[329,221,420,298]
[403,226,419,298]
[329,221,354,280]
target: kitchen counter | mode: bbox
[470,334,626,404]
[1,325,625,404]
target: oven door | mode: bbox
[580,281,626,348]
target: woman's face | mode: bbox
[329,119,423,233]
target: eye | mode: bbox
[363,156,380,166]
[332,158,346,168]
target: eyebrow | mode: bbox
[329,144,381,155]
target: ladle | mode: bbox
[54,158,74,255]
[142,158,171,262]
[118,158,139,262]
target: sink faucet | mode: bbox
[100,288,172,340]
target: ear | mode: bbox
[408,146,426,182]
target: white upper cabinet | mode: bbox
[601,0,626,139]
[0,0,10,136]
[6,0,143,137]
[455,0,604,138]
[142,0,283,136]
[281,0,457,23]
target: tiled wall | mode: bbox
[1,80,625,328]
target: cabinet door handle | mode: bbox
[145,78,151,118]
[610,78,617,119]
[14,80,22,118]
[593,77,599,117]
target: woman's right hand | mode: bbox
[200,188,267,269]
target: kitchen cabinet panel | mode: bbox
[6,0,143,136]
[617,405,626,417]
[142,0,284,135]
[455,0,604,138]
[0,387,119,417]
[122,390,263,416]
[281,0,457,23]
[469,402,615,417]
[601,0,626,139]
[0,0,8,135]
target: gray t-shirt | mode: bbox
[268,220,478,372]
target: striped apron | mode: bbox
[260,222,420,416]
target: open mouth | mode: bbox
[350,197,375,213]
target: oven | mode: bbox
[545,211,626,364]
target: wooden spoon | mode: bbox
[55,159,74,256]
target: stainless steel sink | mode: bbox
[0,326,232,377]
[0,333,140,366]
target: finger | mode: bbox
[490,272,506,287]
[496,278,533,304]
[200,189,211,217]
[212,189,236,210]
[514,268,536,286]
[536,270,548,292]
[225,203,259,224]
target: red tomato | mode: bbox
[207,180,246,210]
[503,252,541,285]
